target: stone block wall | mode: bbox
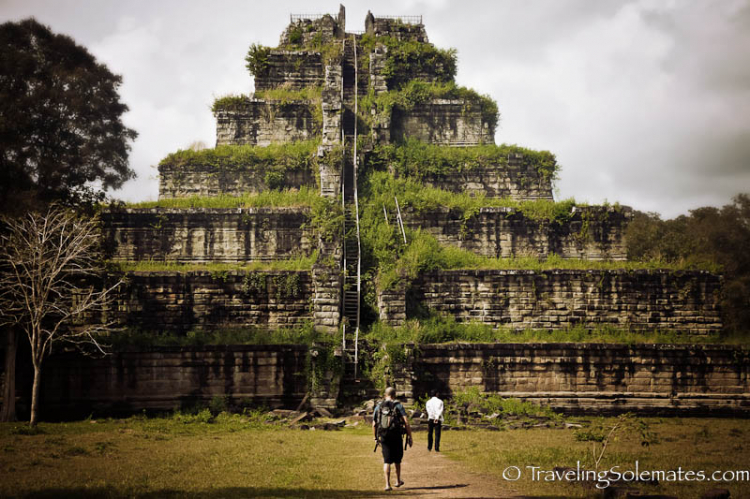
[312,263,342,334]
[318,62,344,198]
[368,45,451,91]
[109,271,313,333]
[406,343,750,415]
[40,346,309,416]
[215,100,319,146]
[366,17,428,42]
[279,15,341,47]
[404,206,631,261]
[368,48,388,94]
[378,281,406,326]
[388,269,723,333]
[103,208,314,263]
[391,100,494,145]
[409,154,554,200]
[36,342,750,417]
[254,51,325,91]
[158,164,315,199]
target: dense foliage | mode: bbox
[364,170,577,224]
[244,43,271,77]
[364,35,458,89]
[357,170,714,308]
[0,19,137,214]
[627,194,750,332]
[246,32,343,81]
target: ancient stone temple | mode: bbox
[42,7,747,416]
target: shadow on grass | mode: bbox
[15,487,388,498]
[402,484,469,491]
[13,487,587,499]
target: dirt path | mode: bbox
[368,438,520,498]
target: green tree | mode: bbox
[0,18,137,422]
[0,18,138,214]
[627,194,750,333]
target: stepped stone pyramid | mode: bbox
[102,6,722,341]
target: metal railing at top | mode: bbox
[290,14,331,23]
[374,14,423,24]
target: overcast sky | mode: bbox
[2,0,749,218]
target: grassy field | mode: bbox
[445,417,750,498]
[1,414,748,498]
[0,413,386,498]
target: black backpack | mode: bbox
[377,400,403,440]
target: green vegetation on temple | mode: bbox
[374,233,720,291]
[211,87,323,113]
[255,85,323,104]
[365,316,744,346]
[244,43,272,76]
[124,188,342,242]
[157,141,341,191]
[359,34,457,88]
[243,31,497,131]
[356,170,719,293]
[360,80,499,133]
[126,187,321,209]
[139,19,747,337]
[211,91,324,131]
[247,32,344,69]
[370,138,558,182]
[100,320,745,350]
[159,140,319,170]
[364,172,565,226]
[105,324,323,350]
[109,251,318,274]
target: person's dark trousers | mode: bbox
[428,420,441,451]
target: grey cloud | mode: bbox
[642,1,750,93]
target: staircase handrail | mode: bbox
[353,35,362,378]
[341,39,347,353]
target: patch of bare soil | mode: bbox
[369,435,520,498]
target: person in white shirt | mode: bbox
[424,391,444,452]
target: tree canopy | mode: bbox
[0,18,137,214]
[627,193,750,333]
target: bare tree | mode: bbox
[0,207,122,425]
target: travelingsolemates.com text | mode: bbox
[500,461,750,489]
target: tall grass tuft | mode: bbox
[125,187,322,210]
[364,315,741,345]
[112,251,318,273]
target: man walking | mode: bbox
[425,390,444,452]
[373,387,413,491]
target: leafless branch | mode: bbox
[0,206,122,363]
